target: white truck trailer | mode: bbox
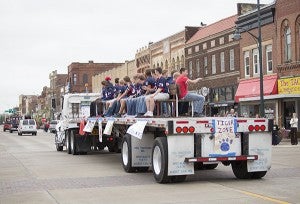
[55,93,273,183]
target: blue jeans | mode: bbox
[136,96,146,114]
[183,93,205,114]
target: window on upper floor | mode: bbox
[83,74,88,84]
[229,49,235,71]
[220,52,225,72]
[196,59,200,77]
[212,55,216,74]
[252,48,259,75]
[188,48,192,55]
[203,43,207,50]
[188,61,193,78]
[244,51,250,77]
[229,34,233,42]
[296,17,300,61]
[73,74,77,85]
[284,27,292,62]
[211,40,215,48]
[266,45,273,73]
[282,20,292,63]
[195,45,199,52]
[219,37,224,45]
[204,57,208,76]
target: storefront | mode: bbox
[235,74,278,118]
[277,76,300,129]
[235,75,300,128]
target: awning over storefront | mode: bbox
[235,75,278,102]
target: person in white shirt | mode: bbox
[290,112,298,145]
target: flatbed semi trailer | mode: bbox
[69,116,273,183]
[54,93,273,183]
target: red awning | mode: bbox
[235,75,278,102]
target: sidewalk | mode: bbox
[277,138,299,146]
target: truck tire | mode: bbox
[65,131,71,154]
[10,130,13,133]
[121,134,135,172]
[251,171,267,179]
[56,144,63,151]
[70,130,78,155]
[152,137,170,183]
[170,175,187,183]
[231,161,252,179]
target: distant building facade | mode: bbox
[185,15,239,116]
[67,61,123,93]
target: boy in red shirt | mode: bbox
[176,68,205,117]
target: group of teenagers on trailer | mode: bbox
[90,67,205,118]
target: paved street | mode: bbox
[0,127,300,204]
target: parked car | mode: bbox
[3,121,11,132]
[49,120,59,133]
[18,119,37,136]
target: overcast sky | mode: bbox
[0,0,273,113]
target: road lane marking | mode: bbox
[237,190,291,204]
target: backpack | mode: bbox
[168,83,180,99]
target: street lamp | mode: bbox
[233,0,265,118]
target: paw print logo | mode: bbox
[219,138,233,152]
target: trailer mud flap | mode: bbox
[247,132,272,172]
[167,135,194,176]
[131,133,153,167]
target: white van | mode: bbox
[18,119,37,136]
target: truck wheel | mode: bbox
[65,131,71,154]
[56,144,63,151]
[170,175,187,183]
[135,167,149,172]
[231,161,252,179]
[152,137,170,183]
[10,130,13,133]
[121,134,135,172]
[251,171,267,179]
[70,130,78,155]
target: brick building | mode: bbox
[135,27,199,75]
[92,60,136,93]
[235,0,300,128]
[185,15,239,116]
[275,0,300,129]
[49,70,68,119]
[234,2,277,119]
[67,61,123,93]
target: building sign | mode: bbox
[278,76,300,94]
